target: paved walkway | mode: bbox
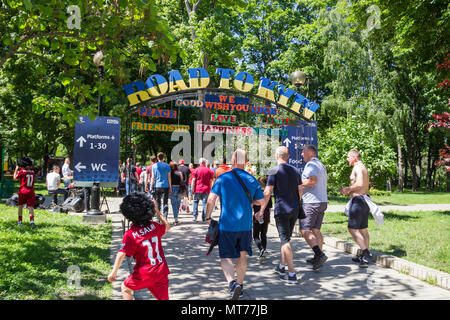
[105,197,450,300]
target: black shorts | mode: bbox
[275,209,298,245]
[348,196,370,229]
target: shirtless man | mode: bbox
[340,149,373,268]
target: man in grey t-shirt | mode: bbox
[300,145,328,270]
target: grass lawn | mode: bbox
[321,210,450,274]
[3,176,120,198]
[0,203,113,299]
[328,190,450,205]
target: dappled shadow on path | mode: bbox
[133,213,442,300]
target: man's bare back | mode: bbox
[349,161,369,197]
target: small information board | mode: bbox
[73,116,121,187]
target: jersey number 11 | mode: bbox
[143,237,163,265]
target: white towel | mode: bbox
[344,196,384,226]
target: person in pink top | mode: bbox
[188,163,195,201]
[191,158,213,222]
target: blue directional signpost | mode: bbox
[282,121,318,175]
[73,116,121,188]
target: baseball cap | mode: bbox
[178,159,185,165]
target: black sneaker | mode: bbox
[274,265,286,275]
[306,255,318,264]
[280,273,298,284]
[359,255,370,268]
[312,254,328,270]
[352,253,363,263]
[229,281,242,300]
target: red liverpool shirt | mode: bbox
[119,222,170,280]
[17,169,35,194]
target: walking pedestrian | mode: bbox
[340,149,375,268]
[108,193,171,300]
[205,149,264,300]
[151,153,172,219]
[213,157,231,182]
[145,155,157,193]
[121,158,139,196]
[300,145,328,270]
[191,158,213,222]
[178,159,191,213]
[135,162,143,192]
[168,162,183,225]
[257,146,302,283]
[188,163,195,202]
[252,177,272,264]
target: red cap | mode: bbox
[178,159,185,165]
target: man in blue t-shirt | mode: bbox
[257,146,302,284]
[205,149,264,300]
[151,152,172,219]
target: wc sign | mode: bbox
[73,116,121,187]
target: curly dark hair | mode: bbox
[120,192,156,226]
[17,156,33,168]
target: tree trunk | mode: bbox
[43,144,50,175]
[404,147,409,188]
[405,133,419,191]
[397,142,404,192]
[426,143,433,190]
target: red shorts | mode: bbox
[18,190,35,207]
[123,274,169,300]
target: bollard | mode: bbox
[87,183,102,215]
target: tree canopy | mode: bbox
[0,0,448,190]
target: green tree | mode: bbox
[319,116,396,190]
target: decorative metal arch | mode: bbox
[126,88,310,121]
[123,88,311,161]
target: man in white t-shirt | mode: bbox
[300,145,328,270]
[61,158,73,188]
[46,165,68,206]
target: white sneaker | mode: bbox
[258,249,268,264]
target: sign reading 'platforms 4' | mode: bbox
[73,116,121,187]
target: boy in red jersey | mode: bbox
[13,157,36,228]
[108,193,171,300]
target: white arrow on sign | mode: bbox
[75,162,86,172]
[283,138,292,148]
[76,136,87,148]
